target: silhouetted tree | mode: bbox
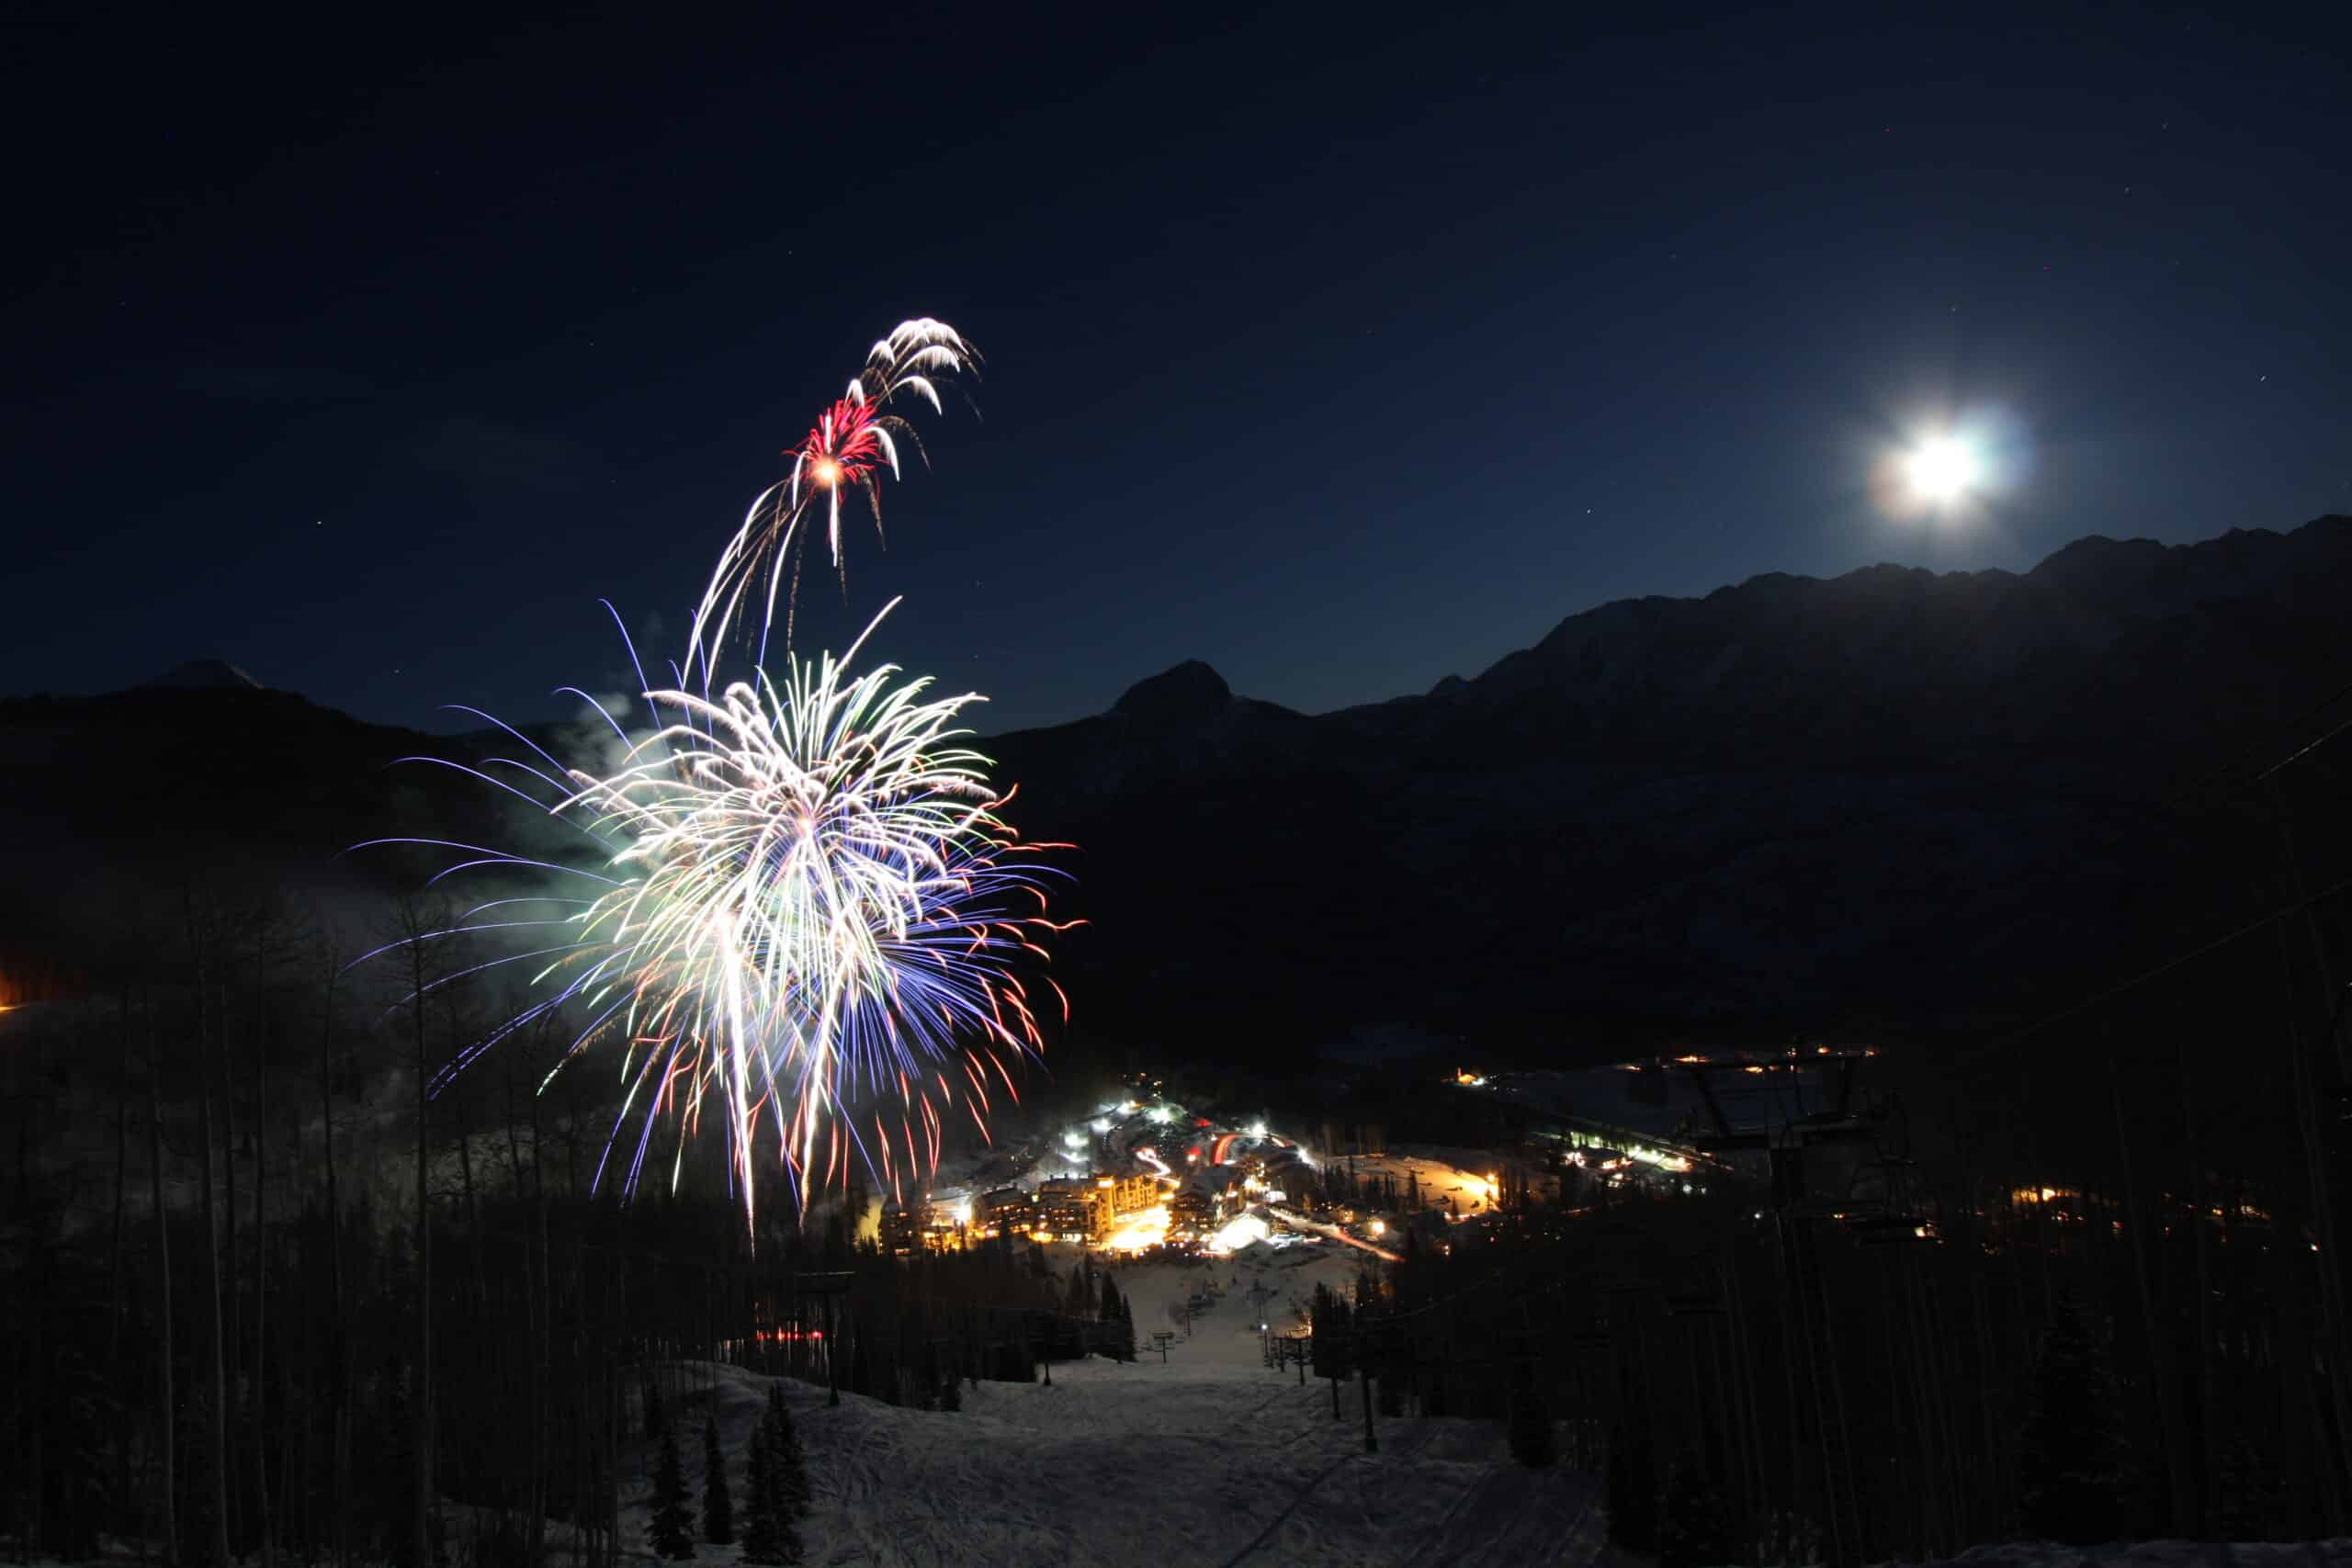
[737,1432,782,1564]
[699,1414,732,1545]
[648,1425,694,1560]
[2211,1433,2282,1541]
[1657,1451,1736,1568]
[1605,1421,1657,1554]
[763,1385,809,1517]
[1507,1379,1555,1469]
[2018,1288,2126,1543]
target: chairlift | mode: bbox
[1847,1212,1939,1247]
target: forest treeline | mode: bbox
[0,888,1123,1568]
[3,705,2347,1567]
[1310,871,2352,1565]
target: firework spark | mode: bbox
[362,603,1070,1239]
[690,319,978,673]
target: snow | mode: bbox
[613,1286,2352,1568]
[611,1253,1606,1566]
[1890,1548,2352,1567]
[1340,1148,1506,1215]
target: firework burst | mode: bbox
[362,603,1071,1239]
[690,318,978,673]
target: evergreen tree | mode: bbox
[1605,1421,1658,1554]
[643,1376,667,1442]
[1097,1277,1135,1361]
[1656,1452,1736,1568]
[938,1369,963,1412]
[764,1385,810,1517]
[2018,1288,2126,1544]
[2212,1432,2281,1541]
[738,1432,782,1565]
[699,1414,732,1545]
[917,1342,941,1411]
[1507,1378,1556,1469]
[1309,1283,1355,1416]
[648,1424,695,1560]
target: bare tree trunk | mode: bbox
[214,964,242,1560]
[317,948,349,1568]
[2180,1035,2218,1538]
[193,915,234,1568]
[111,994,135,1558]
[503,1054,527,1196]
[453,1037,484,1319]
[404,900,435,1568]
[526,1055,548,1568]
[2109,1039,2194,1534]
[250,1000,275,1568]
[2278,913,2352,1526]
[148,1003,178,1567]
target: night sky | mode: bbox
[8,3,2348,735]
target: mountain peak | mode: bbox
[138,659,264,692]
[1112,660,1231,723]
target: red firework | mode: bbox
[796,395,892,556]
[689,318,977,669]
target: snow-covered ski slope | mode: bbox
[636,1254,1603,1567]
[622,1252,2352,1566]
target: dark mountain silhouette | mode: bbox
[988,517,2352,1054]
[4,517,2346,1060]
[139,658,266,691]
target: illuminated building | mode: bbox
[1035,1179,1095,1242]
[883,1195,977,1255]
[1169,1185,1216,1241]
[1102,1170,1161,1219]
[981,1186,1031,1236]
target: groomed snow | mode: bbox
[590,1251,2352,1566]
[622,1252,1604,1566]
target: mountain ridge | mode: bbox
[6,515,2347,1058]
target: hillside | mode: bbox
[5,518,2347,1056]
[986,517,2352,1053]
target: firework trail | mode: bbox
[689,318,978,675]
[361,601,1072,1240]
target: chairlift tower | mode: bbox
[1672,1047,1890,1568]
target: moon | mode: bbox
[1905,435,1981,505]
